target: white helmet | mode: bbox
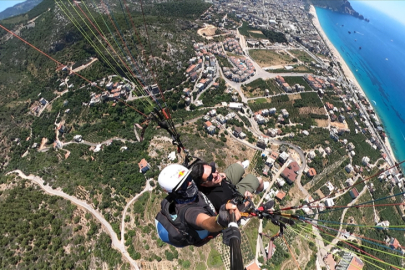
[158,164,191,193]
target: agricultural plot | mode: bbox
[249,92,327,128]
[242,78,284,97]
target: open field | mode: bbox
[249,49,294,67]
[314,119,329,127]
[197,24,217,37]
[239,22,266,39]
[289,50,315,63]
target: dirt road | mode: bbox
[7,170,141,270]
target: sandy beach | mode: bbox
[308,5,397,164]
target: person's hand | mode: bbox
[217,203,241,227]
[226,202,241,222]
[244,190,253,199]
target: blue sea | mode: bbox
[316,2,405,172]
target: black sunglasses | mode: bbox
[179,175,193,190]
[206,165,216,182]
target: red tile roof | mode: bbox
[289,161,300,173]
[347,256,364,270]
[276,191,286,200]
[308,168,317,177]
[138,158,149,170]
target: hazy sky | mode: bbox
[360,1,405,26]
[0,1,26,13]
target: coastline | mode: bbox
[308,5,397,165]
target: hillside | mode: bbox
[0,0,44,20]
[0,0,217,268]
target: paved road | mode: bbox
[7,170,141,270]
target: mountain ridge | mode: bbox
[0,0,44,20]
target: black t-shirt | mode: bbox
[199,181,235,212]
[177,192,216,230]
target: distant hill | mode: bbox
[0,0,43,20]
[309,0,367,20]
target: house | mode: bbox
[138,159,150,173]
[324,254,336,270]
[206,125,216,135]
[281,167,297,184]
[349,188,359,199]
[216,114,226,124]
[279,152,289,164]
[362,156,370,165]
[204,121,213,129]
[233,127,242,137]
[269,107,277,114]
[255,114,265,124]
[336,253,364,270]
[289,161,300,173]
[73,135,82,142]
[281,109,289,118]
[270,152,279,160]
[275,190,286,201]
[345,178,354,187]
[325,198,335,208]
[389,238,400,249]
[239,132,247,139]
[308,151,316,159]
[307,168,317,177]
[229,102,244,110]
[257,139,267,149]
[39,98,48,106]
[345,164,354,173]
[376,220,390,230]
[276,178,286,187]
[302,130,309,136]
[245,261,261,270]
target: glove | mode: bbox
[262,200,275,211]
[222,227,241,246]
[216,204,230,228]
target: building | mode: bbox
[275,190,286,201]
[307,168,317,177]
[336,253,364,270]
[276,178,286,187]
[279,151,289,164]
[289,161,300,173]
[233,127,242,137]
[389,238,400,249]
[349,188,359,199]
[281,167,297,184]
[138,158,150,173]
[324,254,336,270]
[325,198,335,208]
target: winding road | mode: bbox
[6,170,151,270]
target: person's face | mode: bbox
[201,164,225,186]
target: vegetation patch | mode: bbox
[250,49,294,67]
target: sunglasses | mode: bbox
[206,165,216,182]
[179,175,193,191]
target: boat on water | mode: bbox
[359,46,362,50]
[354,31,356,33]
[348,31,351,34]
